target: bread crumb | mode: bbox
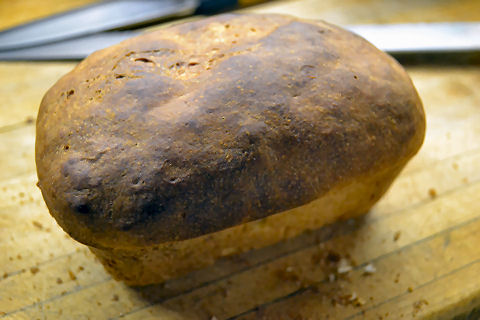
[408,286,414,292]
[363,263,377,275]
[337,258,352,274]
[394,273,400,283]
[328,273,336,282]
[30,267,39,274]
[353,297,365,307]
[17,254,22,260]
[326,251,341,263]
[112,294,119,301]
[32,221,43,229]
[393,231,401,242]
[3,272,8,279]
[78,266,84,271]
[274,267,300,282]
[428,188,437,199]
[68,270,77,281]
[331,292,364,307]
[97,301,102,306]
[25,116,35,124]
[349,292,357,301]
[56,278,63,284]
[412,299,429,315]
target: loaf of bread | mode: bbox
[35,13,425,285]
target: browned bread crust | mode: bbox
[35,13,425,251]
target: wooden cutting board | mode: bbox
[1,1,480,319]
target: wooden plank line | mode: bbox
[344,257,480,320]
[0,276,112,319]
[226,213,480,320]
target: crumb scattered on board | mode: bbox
[273,250,369,309]
[412,299,429,316]
[337,258,353,274]
[328,273,336,282]
[32,221,43,229]
[25,116,35,124]
[331,291,365,307]
[394,273,400,283]
[393,231,402,242]
[30,267,39,275]
[363,263,377,275]
[428,188,437,199]
[68,270,77,281]
[112,294,119,302]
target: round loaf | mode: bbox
[35,13,425,251]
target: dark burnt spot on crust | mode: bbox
[75,203,91,214]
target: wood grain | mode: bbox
[1,0,480,319]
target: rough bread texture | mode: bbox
[35,13,425,285]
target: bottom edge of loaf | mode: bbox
[89,164,403,286]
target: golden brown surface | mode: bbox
[2,0,480,319]
[36,14,424,251]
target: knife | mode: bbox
[0,0,260,52]
[0,22,478,61]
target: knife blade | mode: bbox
[0,22,478,61]
[347,22,480,54]
[0,0,198,51]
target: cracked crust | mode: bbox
[36,13,425,250]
